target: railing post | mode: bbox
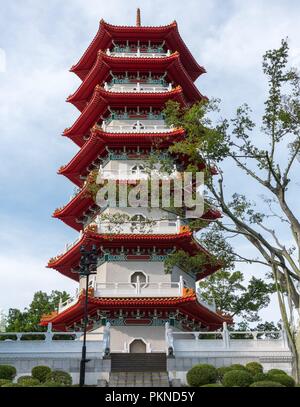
[176,216,180,233]
[46,323,53,342]
[165,322,175,357]
[179,275,184,295]
[222,322,230,349]
[103,322,111,358]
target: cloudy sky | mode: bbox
[0,0,299,323]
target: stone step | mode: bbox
[111,353,167,372]
[108,371,170,387]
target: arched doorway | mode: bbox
[129,339,147,353]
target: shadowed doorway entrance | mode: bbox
[129,339,147,353]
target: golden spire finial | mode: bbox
[136,8,141,27]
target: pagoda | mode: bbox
[41,10,231,354]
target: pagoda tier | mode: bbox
[58,128,186,187]
[47,230,220,281]
[71,20,205,82]
[40,290,231,332]
[63,85,186,146]
[53,183,221,231]
[67,52,205,110]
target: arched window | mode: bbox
[132,122,145,130]
[130,271,147,288]
[130,164,146,176]
[130,214,147,232]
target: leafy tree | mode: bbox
[5,290,70,332]
[198,270,275,322]
[161,39,300,380]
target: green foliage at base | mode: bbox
[267,369,287,376]
[245,362,263,375]
[32,366,52,383]
[222,370,253,387]
[229,364,247,371]
[1,383,22,387]
[0,379,12,386]
[216,366,234,380]
[250,381,285,387]
[45,370,72,386]
[201,383,224,387]
[34,381,64,387]
[0,365,16,381]
[186,364,218,387]
[268,374,295,387]
[252,373,271,382]
[17,376,40,386]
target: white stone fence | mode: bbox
[0,322,111,358]
[165,322,290,357]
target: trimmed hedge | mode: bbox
[267,369,287,376]
[17,376,34,384]
[268,374,295,387]
[229,364,247,371]
[253,373,271,382]
[45,370,72,386]
[34,381,64,387]
[216,366,234,381]
[0,365,16,381]
[250,381,285,387]
[222,370,253,387]
[201,383,223,387]
[32,366,52,383]
[187,364,218,387]
[2,383,22,387]
[245,362,263,375]
[0,379,12,387]
[18,377,40,387]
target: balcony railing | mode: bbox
[96,218,182,235]
[94,279,184,298]
[101,122,172,133]
[104,113,165,121]
[97,167,179,180]
[107,48,171,58]
[104,82,172,93]
[109,78,167,85]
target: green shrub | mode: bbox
[0,365,16,381]
[268,374,295,387]
[17,376,40,387]
[222,370,253,387]
[229,364,247,371]
[0,379,11,386]
[17,375,34,384]
[186,364,218,387]
[1,383,22,387]
[267,368,287,376]
[245,362,263,375]
[32,366,52,383]
[45,370,72,386]
[250,381,285,387]
[253,373,271,382]
[34,381,64,387]
[201,383,223,387]
[216,366,234,380]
